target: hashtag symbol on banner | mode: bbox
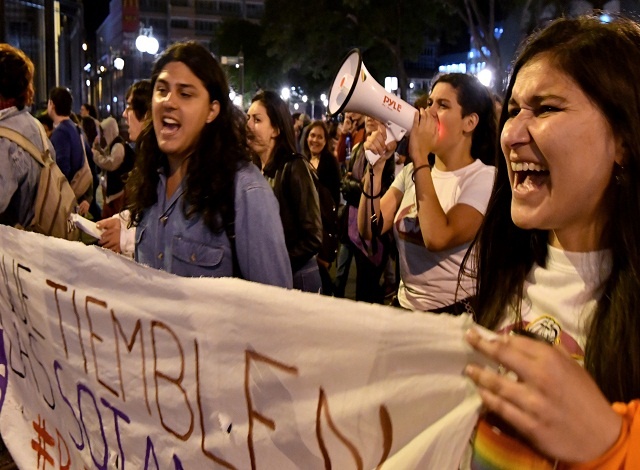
[31,415,54,470]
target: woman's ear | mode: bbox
[206,100,221,124]
[463,113,479,133]
[614,138,627,166]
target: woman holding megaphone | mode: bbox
[357,73,496,312]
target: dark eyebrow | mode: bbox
[508,94,567,107]
[154,78,198,92]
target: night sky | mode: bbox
[83,0,110,41]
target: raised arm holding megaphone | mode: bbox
[335,62,498,313]
[328,49,417,166]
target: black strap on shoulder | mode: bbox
[224,220,241,279]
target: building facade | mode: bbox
[93,0,263,118]
[1,0,85,112]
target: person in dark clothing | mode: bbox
[302,120,341,295]
[48,86,93,215]
[247,91,323,293]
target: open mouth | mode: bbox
[511,161,550,191]
[161,117,180,135]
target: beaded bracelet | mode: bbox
[411,164,431,182]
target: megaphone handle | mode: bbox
[365,123,406,166]
[365,149,382,166]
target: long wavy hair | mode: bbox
[431,73,497,166]
[301,120,332,161]
[126,41,250,233]
[465,15,640,403]
[249,90,298,167]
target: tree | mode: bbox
[260,0,451,101]
[436,0,508,92]
[215,19,282,100]
[436,0,583,93]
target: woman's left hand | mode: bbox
[408,108,438,167]
[465,328,622,463]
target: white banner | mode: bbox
[0,225,486,469]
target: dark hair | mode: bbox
[126,41,250,234]
[466,15,640,403]
[49,86,73,116]
[81,115,98,145]
[82,103,98,119]
[0,44,34,109]
[125,79,152,121]
[413,93,429,109]
[431,73,496,166]
[36,110,53,131]
[301,120,331,160]
[250,90,298,165]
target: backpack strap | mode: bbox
[0,122,50,167]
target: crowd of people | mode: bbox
[1,12,640,467]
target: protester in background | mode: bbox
[247,91,322,292]
[36,111,54,138]
[335,115,396,303]
[0,44,53,231]
[292,112,309,153]
[80,102,102,141]
[80,103,98,120]
[48,86,93,215]
[327,119,340,159]
[464,15,640,467]
[79,115,101,219]
[126,41,291,287]
[358,73,496,312]
[97,79,152,256]
[335,111,365,167]
[92,116,135,218]
[302,119,341,295]
[122,79,152,143]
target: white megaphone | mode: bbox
[328,49,416,166]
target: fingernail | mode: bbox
[464,364,477,378]
[465,328,479,343]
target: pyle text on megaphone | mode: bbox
[328,48,417,165]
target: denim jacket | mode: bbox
[135,162,292,288]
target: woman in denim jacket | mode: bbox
[126,42,291,288]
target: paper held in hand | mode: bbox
[69,213,104,239]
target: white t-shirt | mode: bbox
[392,160,495,311]
[467,246,612,468]
[498,244,612,357]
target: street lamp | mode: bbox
[113,57,125,116]
[136,26,159,55]
[221,51,245,108]
[113,57,124,71]
[477,67,493,88]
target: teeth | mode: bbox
[511,162,547,172]
[163,118,179,125]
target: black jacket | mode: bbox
[262,151,322,272]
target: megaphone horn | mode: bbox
[328,49,417,165]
